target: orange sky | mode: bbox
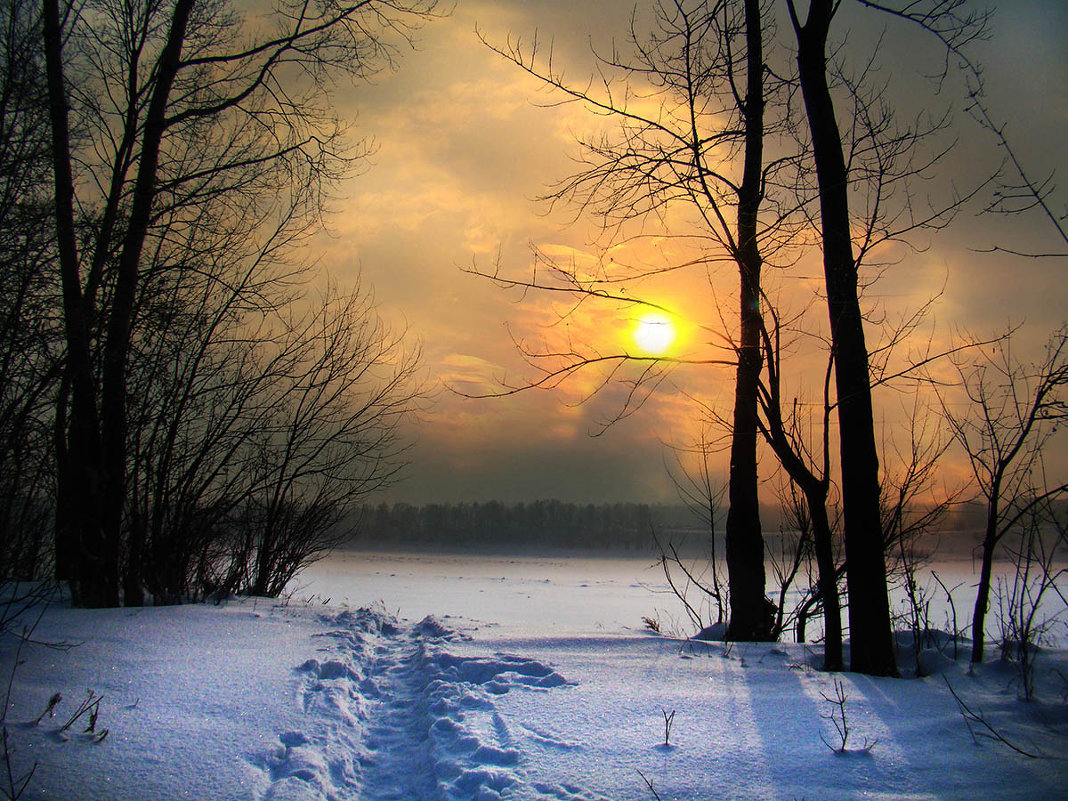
[309,0,1068,505]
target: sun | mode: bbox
[632,313,676,356]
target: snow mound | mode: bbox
[412,614,461,640]
[432,652,572,694]
[321,605,400,636]
[892,629,972,676]
[692,622,728,641]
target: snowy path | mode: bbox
[358,628,440,800]
[250,609,597,801]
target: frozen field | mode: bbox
[298,547,1024,644]
[1,549,1066,800]
[297,549,672,634]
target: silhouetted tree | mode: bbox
[938,327,1068,664]
[753,317,844,669]
[42,0,439,606]
[241,286,420,597]
[783,0,993,675]
[725,0,774,641]
[784,0,896,675]
[478,0,801,640]
[0,0,58,581]
[479,0,991,666]
[124,264,421,603]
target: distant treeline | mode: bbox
[352,498,1009,555]
[354,501,710,552]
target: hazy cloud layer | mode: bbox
[311,0,1067,504]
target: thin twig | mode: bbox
[637,769,664,801]
[942,676,1041,759]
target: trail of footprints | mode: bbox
[249,608,600,801]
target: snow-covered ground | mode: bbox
[2,550,1066,800]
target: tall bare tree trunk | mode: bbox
[758,401,843,669]
[43,0,111,605]
[789,0,896,676]
[725,0,772,641]
[99,0,195,605]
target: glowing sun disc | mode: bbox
[633,314,676,355]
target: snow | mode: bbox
[2,551,1066,800]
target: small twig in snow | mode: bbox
[661,708,676,747]
[32,693,62,726]
[943,676,1042,759]
[819,677,876,754]
[637,769,664,801]
[58,691,103,734]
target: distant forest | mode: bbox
[354,502,698,552]
[352,500,994,554]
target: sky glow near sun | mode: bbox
[317,0,1068,504]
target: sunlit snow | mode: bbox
[2,550,1066,800]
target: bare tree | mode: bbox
[753,320,844,670]
[994,500,1066,701]
[783,0,992,676]
[238,284,421,598]
[0,0,59,582]
[664,437,728,627]
[122,145,316,604]
[41,0,440,606]
[938,326,1068,664]
[478,0,804,640]
[785,0,898,676]
[121,205,422,603]
[479,0,986,671]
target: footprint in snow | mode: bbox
[518,721,584,752]
[298,658,359,682]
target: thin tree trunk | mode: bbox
[808,486,843,671]
[43,0,110,606]
[970,500,999,663]
[760,426,843,670]
[725,0,772,642]
[789,0,897,676]
[99,0,194,605]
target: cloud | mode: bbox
[307,0,1068,504]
